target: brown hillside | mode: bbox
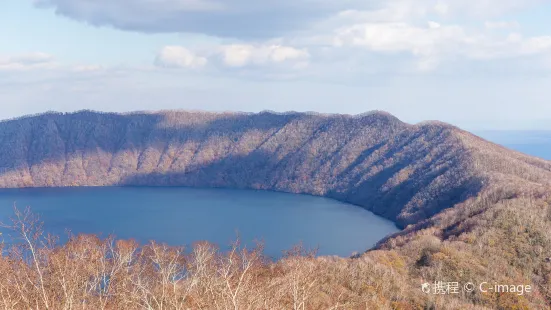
[0,110,550,228]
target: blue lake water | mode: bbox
[0,187,398,258]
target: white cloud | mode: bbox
[329,19,551,71]
[332,22,468,58]
[428,21,441,29]
[220,44,309,67]
[155,46,208,69]
[220,45,252,67]
[0,52,56,71]
[154,44,309,70]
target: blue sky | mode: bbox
[2,0,551,130]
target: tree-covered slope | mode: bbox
[0,110,550,228]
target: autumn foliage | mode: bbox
[0,207,406,310]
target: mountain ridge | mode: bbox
[0,110,549,229]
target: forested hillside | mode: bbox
[1,110,550,228]
[1,110,551,309]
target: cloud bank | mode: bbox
[34,0,370,38]
[155,46,208,69]
[33,0,551,73]
[34,0,545,38]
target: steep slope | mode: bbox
[0,110,550,229]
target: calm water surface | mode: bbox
[0,187,398,258]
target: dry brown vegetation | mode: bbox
[1,110,551,309]
[0,207,410,310]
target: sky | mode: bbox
[1,0,551,130]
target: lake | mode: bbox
[0,187,398,258]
